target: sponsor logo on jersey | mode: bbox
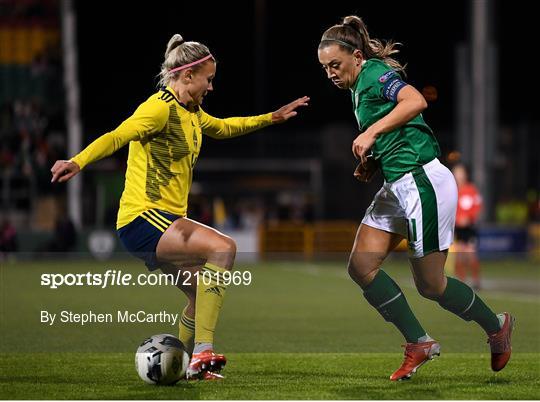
[378,70,396,83]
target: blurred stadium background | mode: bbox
[0,0,538,262]
[1,1,539,399]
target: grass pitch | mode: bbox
[1,352,539,399]
[1,256,539,399]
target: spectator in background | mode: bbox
[527,189,540,222]
[452,164,482,290]
[0,219,18,258]
[44,216,77,252]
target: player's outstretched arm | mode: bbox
[200,96,310,139]
[271,96,310,124]
[50,160,81,183]
[50,97,169,183]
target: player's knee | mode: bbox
[214,235,236,255]
[347,253,380,286]
[347,254,360,278]
[209,235,236,268]
[416,283,445,301]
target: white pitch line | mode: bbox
[279,265,540,304]
[476,291,540,304]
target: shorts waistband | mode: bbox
[390,158,441,185]
[411,157,440,175]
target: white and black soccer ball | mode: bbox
[135,334,190,385]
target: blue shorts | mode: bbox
[117,209,180,270]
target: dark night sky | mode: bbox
[75,1,533,145]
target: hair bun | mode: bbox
[165,34,185,58]
[342,15,363,32]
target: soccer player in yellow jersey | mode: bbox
[51,33,309,380]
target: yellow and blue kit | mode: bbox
[71,86,273,268]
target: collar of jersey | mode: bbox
[350,69,362,94]
[164,86,190,109]
[350,59,369,95]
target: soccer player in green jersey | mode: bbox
[317,15,513,381]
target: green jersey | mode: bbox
[351,59,440,182]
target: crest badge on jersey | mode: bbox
[378,71,395,83]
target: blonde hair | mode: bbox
[157,34,214,88]
[319,15,405,72]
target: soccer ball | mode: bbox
[135,334,190,385]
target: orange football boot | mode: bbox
[186,350,227,380]
[487,312,514,372]
[390,341,440,381]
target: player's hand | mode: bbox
[51,160,80,183]
[352,131,377,164]
[271,96,310,123]
[354,155,378,183]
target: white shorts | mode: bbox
[362,158,458,258]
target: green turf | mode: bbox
[1,353,539,399]
[1,257,539,399]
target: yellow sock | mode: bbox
[178,306,195,355]
[195,263,228,344]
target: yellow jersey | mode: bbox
[70,86,273,229]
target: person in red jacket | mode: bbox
[452,164,482,290]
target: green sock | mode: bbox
[438,277,500,334]
[363,270,426,343]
